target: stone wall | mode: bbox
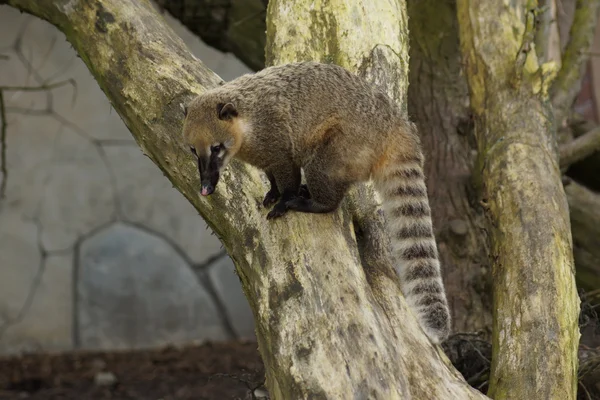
[0,5,254,355]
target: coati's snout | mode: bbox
[193,144,226,196]
[198,155,219,196]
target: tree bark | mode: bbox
[4,0,486,398]
[406,0,492,334]
[457,0,580,399]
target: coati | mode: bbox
[182,61,450,343]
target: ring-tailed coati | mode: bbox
[182,61,450,343]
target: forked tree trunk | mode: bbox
[3,0,485,398]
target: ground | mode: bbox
[1,337,599,399]
[0,341,264,400]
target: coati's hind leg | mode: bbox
[298,184,311,199]
[285,164,349,214]
[263,172,310,209]
[262,171,280,208]
[265,164,302,220]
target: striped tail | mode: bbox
[373,154,451,343]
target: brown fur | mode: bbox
[182,62,451,343]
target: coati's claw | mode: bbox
[266,204,288,220]
[262,190,280,208]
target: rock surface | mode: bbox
[208,256,256,339]
[77,223,230,350]
[0,5,254,355]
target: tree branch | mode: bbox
[564,180,600,294]
[534,0,562,65]
[457,0,580,398]
[5,0,485,397]
[560,125,600,168]
[551,0,600,130]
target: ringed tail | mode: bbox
[373,148,451,343]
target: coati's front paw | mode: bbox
[262,189,280,208]
[266,203,288,220]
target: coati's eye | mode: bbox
[190,147,197,156]
[211,144,222,153]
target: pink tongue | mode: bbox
[201,188,208,196]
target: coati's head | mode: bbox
[182,93,247,196]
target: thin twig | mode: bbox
[579,380,593,400]
[581,288,600,299]
[559,125,600,168]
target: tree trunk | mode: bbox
[3,0,485,398]
[457,0,580,398]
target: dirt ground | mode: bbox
[0,341,265,400]
[2,337,599,399]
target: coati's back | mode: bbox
[183,62,450,343]
[220,62,406,161]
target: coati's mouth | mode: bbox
[200,179,217,196]
[199,169,219,196]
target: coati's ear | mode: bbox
[181,102,188,117]
[217,102,238,121]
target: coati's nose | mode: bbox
[200,184,214,196]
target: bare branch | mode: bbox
[551,0,600,128]
[565,180,600,294]
[534,0,562,65]
[560,125,600,168]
